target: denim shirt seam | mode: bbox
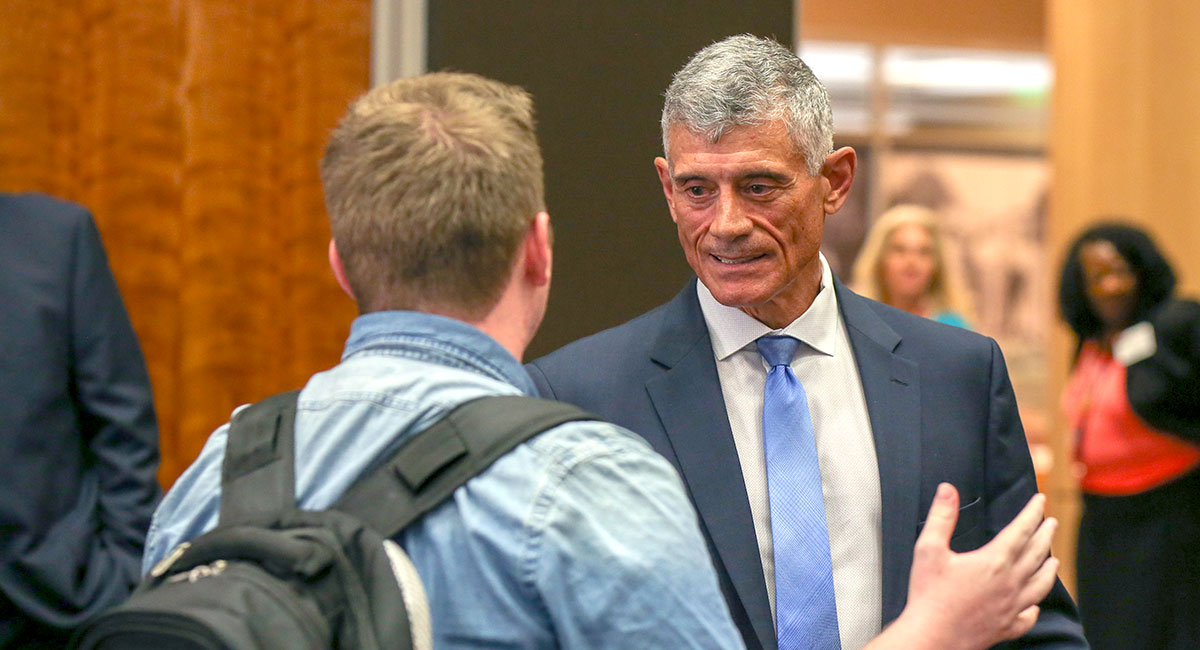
[298,389,424,414]
[518,428,639,593]
[346,339,514,385]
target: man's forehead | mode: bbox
[668,119,784,143]
[666,122,807,178]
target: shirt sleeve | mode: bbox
[142,424,227,574]
[522,423,746,650]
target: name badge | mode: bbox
[1113,321,1157,366]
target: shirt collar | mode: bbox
[697,253,840,361]
[342,310,536,394]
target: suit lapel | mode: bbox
[834,278,922,625]
[644,282,776,650]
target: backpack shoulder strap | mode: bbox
[219,389,302,526]
[335,395,597,537]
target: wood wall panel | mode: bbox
[801,0,1045,51]
[1049,0,1200,312]
[0,0,367,486]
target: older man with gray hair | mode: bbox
[530,34,1088,649]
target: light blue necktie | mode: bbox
[757,335,840,650]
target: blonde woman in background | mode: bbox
[852,204,974,329]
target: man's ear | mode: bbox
[522,211,552,287]
[820,146,857,215]
[654,157,679,223]
[328,238,356,299]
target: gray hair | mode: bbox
[661,34,833,175]
[320,72,544,318]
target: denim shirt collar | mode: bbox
[342,310,536,395]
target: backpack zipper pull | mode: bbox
[150,541,192,578]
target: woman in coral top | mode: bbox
[1058,222,1200,650]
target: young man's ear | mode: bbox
[820,146,857,215]
[523,211,552,287]
[328,238,356,300]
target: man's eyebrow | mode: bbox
[672,168,792,185]
[740,169,791,183]
[672,172,708,185]
[672,167,792,185]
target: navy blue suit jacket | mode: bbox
[528,278,1086,650]
[0,194,160,646]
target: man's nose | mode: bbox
[709,193,753,239]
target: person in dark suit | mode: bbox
[528,35,1086,650]
[0,193,160,648]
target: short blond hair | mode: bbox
[852,204,972,318]
[320,72,544,317]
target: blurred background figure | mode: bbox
[1125,299,1200,443]
[1058,222,1200,650]
[0,193,160,649]
[851,204,974,329]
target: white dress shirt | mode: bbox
[696,254,883,650]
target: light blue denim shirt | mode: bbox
[144,311,744,649]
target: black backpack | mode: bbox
[70,390,594,650]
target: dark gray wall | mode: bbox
[427,2,793,358]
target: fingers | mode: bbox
[1007,605,1041,640]
[1012,516,1058,579]
[988,492,1046,552]
[1016,555,1060,608]
[916,483,960,548]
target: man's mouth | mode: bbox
[712,254,764,265]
